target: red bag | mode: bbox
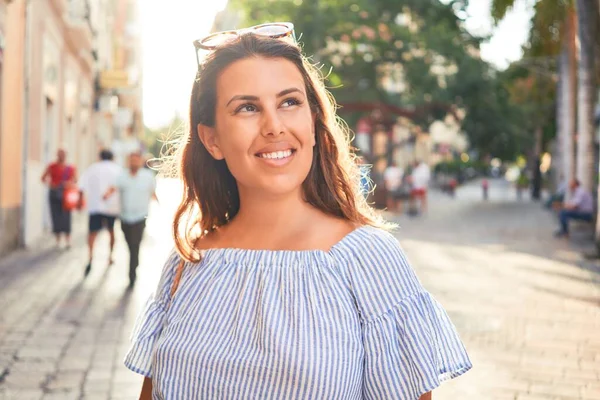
[63,186,81,211]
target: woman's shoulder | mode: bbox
[193,228,224,252]
[332,224,401,258]
[331,225,424,322]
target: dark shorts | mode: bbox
[89,213,117,233]
[394,186,413,200]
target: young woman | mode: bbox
[125,23,471,400]
[41,148,77,248]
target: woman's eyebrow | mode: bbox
[226,88,304,107]
[226,95,258,107]
[277,87,304,97]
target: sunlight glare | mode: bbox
[139,0,228,129]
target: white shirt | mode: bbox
[411,163,431,190]
[567,186,594,213]
[384,166,404,191]
[117,168,156,223]
[80,161,123,215]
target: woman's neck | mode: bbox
[223,187,321,247]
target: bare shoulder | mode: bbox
[308,214,362,251]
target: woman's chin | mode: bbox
[240,177,305,198]
[263,181,303,197]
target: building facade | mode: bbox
[0,0,143,255]
[20,0,97,246]
[0,0,26,254]
[98,0,143,167]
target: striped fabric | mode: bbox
[124,226,471,399]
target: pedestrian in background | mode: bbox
[79,149,122,277]
[482,178,489,200]
[516,170,529,200]
[554,178,594,238]
[410,160,431,213]
[384,161,404,212]
[104,152,157,288]
[41,149,77,249]
[124,28,470,400]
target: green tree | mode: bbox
[492,0,599,189]
[230,0,524,159]
[492,0,573,199]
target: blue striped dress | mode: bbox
[124,225,471,399]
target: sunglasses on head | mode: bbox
[193,22,296,69]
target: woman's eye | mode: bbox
[281,98,301,108]
[236,104,258,113]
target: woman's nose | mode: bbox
[260,108,285,137]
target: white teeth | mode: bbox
[258,149,293,160]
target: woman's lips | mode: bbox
[255,149,296,167]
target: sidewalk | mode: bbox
[0,206,172,400]
[0,212,87,275]
[389,179,600,399]
[0,179,599,399]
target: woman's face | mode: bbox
[198,56,315,198]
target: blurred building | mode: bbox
[428,113,469,164]
[0,0,142,255]
[0,0,25,253]
[99,0,143,167]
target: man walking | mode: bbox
[79,149,122,276]
[105,152,157,288]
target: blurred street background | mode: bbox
[0,0,599,399]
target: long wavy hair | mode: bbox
[170,33,388,262]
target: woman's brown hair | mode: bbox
[170,33,389,262]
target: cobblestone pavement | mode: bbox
[392,180,600,400]
[0,178,598,399]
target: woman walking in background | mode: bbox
[41,149,77,248]
[125,24,471,400]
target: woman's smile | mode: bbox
[254,142,298,167]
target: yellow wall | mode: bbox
[0,0,25,208]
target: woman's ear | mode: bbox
[197,123,224,160]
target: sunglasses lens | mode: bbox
[254,24,290,37]
[201,32,238,48]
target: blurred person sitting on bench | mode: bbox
[554,179,594,238]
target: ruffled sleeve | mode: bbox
[123,250,181,377]
[332,226,472,399]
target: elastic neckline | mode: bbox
[196,225,370,266]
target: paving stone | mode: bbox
[389,180,600,399]
[41,390,81,400]
[1,179,599,400]
[0,388,44,400]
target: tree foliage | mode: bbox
[229,0,528,159]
